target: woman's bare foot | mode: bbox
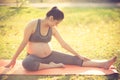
[49,62,65,68]
[104,56,117,69]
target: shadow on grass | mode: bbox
[0,73,119,80]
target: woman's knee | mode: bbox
[22,59,39,71]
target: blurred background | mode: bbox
[0,0,120,3]
[0,0,120,7]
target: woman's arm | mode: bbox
[5,20,35,68]
[52,27,90,61]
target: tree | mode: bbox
[16,0,27,8]
[40,0,43,3]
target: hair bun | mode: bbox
[51,6,58,10]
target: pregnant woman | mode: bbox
[6,6,117,71]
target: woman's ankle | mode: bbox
[104,56,117,69]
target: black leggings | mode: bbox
[22,51,83,71]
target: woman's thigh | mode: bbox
[42,51,83,66]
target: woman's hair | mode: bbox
[46,6,64,20]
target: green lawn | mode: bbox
[0,6,120,80]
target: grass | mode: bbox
[0,6,120,80]
[1,75,115,80]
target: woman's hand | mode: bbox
[5,59,16,68]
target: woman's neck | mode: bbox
[41,18,49,28]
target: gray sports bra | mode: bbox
[29,19,52,43]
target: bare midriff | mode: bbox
[27,42,52,58]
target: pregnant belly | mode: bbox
[27,42,52,58]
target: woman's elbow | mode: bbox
[61,43,67,49]
[21,39,28,45]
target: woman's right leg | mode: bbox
[82,56,117,69]
[22,54,64,71]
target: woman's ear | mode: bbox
[49,16,54,21]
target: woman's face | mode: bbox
[48,16,62,27]
[52,20,61,26]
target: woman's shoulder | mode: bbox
[26,18,41,27]
[25,19,39,30]
[28,19,40,24]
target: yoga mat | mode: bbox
[0,60,118,76]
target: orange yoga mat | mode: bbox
[0,60,118,76]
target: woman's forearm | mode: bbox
[12,40,27,60]
[62,43,90,61]
[61,42,80,57]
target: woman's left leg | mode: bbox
[39,51,117,69]
[44,51,83,66]
[82,56,117,69]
